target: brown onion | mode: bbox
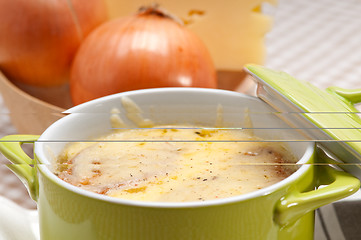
[0,0,108,87]
[70,6,217,105]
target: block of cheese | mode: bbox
[105,0,276,72]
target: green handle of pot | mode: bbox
[274,147,360,227]
[327,86,361,104]
[0,135,40,201]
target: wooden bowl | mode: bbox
[0,70,255,134]
[0,71,67,134]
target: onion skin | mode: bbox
[0,0,108,87]
[70,9,217,105]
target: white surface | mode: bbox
[0,196,39,240]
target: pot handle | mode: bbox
[274,147,360,227]
[326,86,361,104]
[0,135,40,201]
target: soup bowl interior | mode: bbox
[34,88,312,206]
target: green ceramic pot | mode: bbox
[0,88,359,240]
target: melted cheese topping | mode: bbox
[56,126,297,202]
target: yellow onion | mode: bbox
[0,0,108,87]
[70,6,217,105]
